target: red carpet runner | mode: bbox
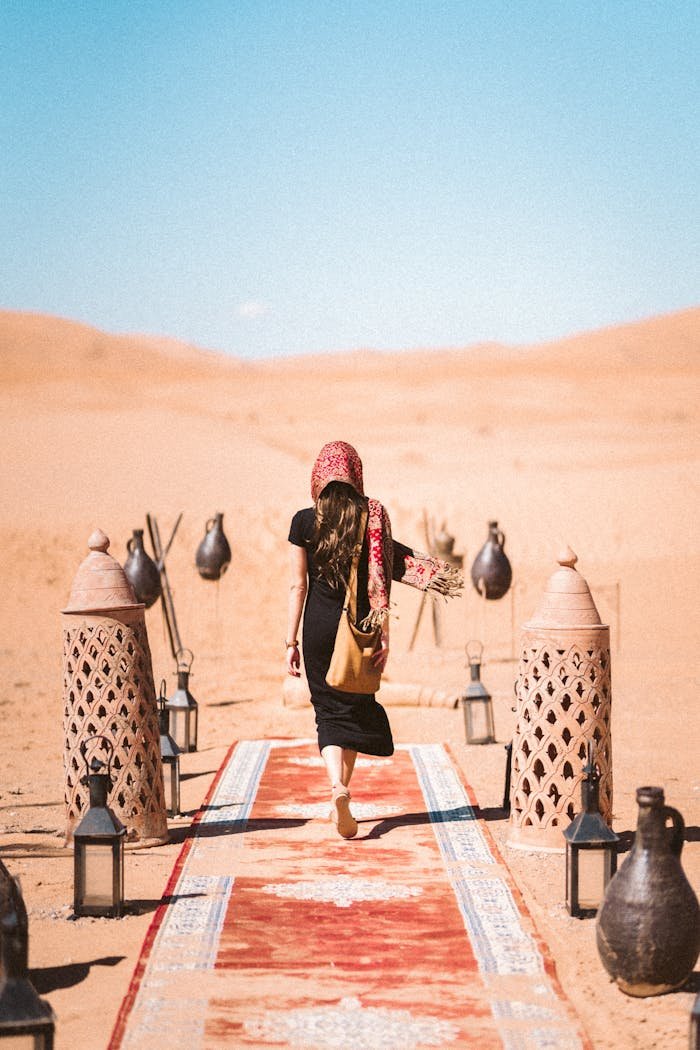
[109,740,589,1049]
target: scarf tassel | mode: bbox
[425,566,465,599]
[359,607,391,631]
[359,567,463,632]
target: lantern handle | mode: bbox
[158,677,168,710]
[465,639,483,665]
[176,646,194,672]
[80,734,114,779]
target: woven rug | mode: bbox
[109,740,589,1049]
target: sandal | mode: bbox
[331,784,358,839]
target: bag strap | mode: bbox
[344,506,368,624]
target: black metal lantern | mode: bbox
[563,742,619,918]
[0,979,55,1049]
[460,640,496,745]
[167,647,198,753]
[158,679,181,817]
[73,736,126,918]
[0,861,55,1048]
[502,741,513,814]
[690,992,700,1050]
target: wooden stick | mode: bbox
[147,513,184,660]
[408,592,427,651]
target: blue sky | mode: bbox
[2,2,698,358]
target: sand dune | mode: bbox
[1,306,698,1049]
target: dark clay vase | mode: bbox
[123,529,161,608]
[596,786,700,996]
[195,512,231,581]
[470,521,512,600]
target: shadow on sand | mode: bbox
[30,954,125,994]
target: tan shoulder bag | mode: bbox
[325,507,382,694]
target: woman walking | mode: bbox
[286,441,462,839]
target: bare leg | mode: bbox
[321,745,343,788]
[321,745,357,839]
[341,749,357,788]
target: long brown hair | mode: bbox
[313,481,366,589]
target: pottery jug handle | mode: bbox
[126,536,134,553]
[497,529,505,548]
[663,805,685,857]
[206,517,216,532]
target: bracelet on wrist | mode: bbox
[285,640,298,649]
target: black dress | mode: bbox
[288,508,394,756]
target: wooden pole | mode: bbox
[147,513,184,660]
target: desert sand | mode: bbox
[0,307,698,1049]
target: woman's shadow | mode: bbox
[362,805,485,838]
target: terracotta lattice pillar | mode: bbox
[507,548,613,852]
[61,530,168,846]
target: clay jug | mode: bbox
[596,786,700,996]
[195,512,231,580]
[434,523,455,559]
[123,529,161,608]
[470,521,512,600]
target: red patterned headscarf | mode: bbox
[311,440,364,502]
[310,441,463,628]
[311,441,393,627]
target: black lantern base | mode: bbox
[0,977,55,1048]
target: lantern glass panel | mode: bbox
[191,707,198,752]
[0,1029,53,1049]
[163,759,180,817]
[690,993,700,1050]
[575,848,608,911]
[82,844,116,908]
[464,699,494,744]
[169,709,189,752]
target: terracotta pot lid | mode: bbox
[523,546,605,629]
[63,529,143,613]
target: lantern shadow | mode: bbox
[0,842,70,859]
[473,806,509,822]
[0,799,62,810]
[207,698,255,707]
[126,891,209,916]
[30,954,125,994]
[180,769,218,781]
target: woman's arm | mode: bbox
[391,539,415,581]
[286,544,308,676]
[372,619,390,671]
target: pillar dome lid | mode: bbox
[523,546,605,629]
[63,529,143,613]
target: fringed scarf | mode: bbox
[310,441,463,629]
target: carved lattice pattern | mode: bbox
[62,617,167,843]
[511,640,612,841]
